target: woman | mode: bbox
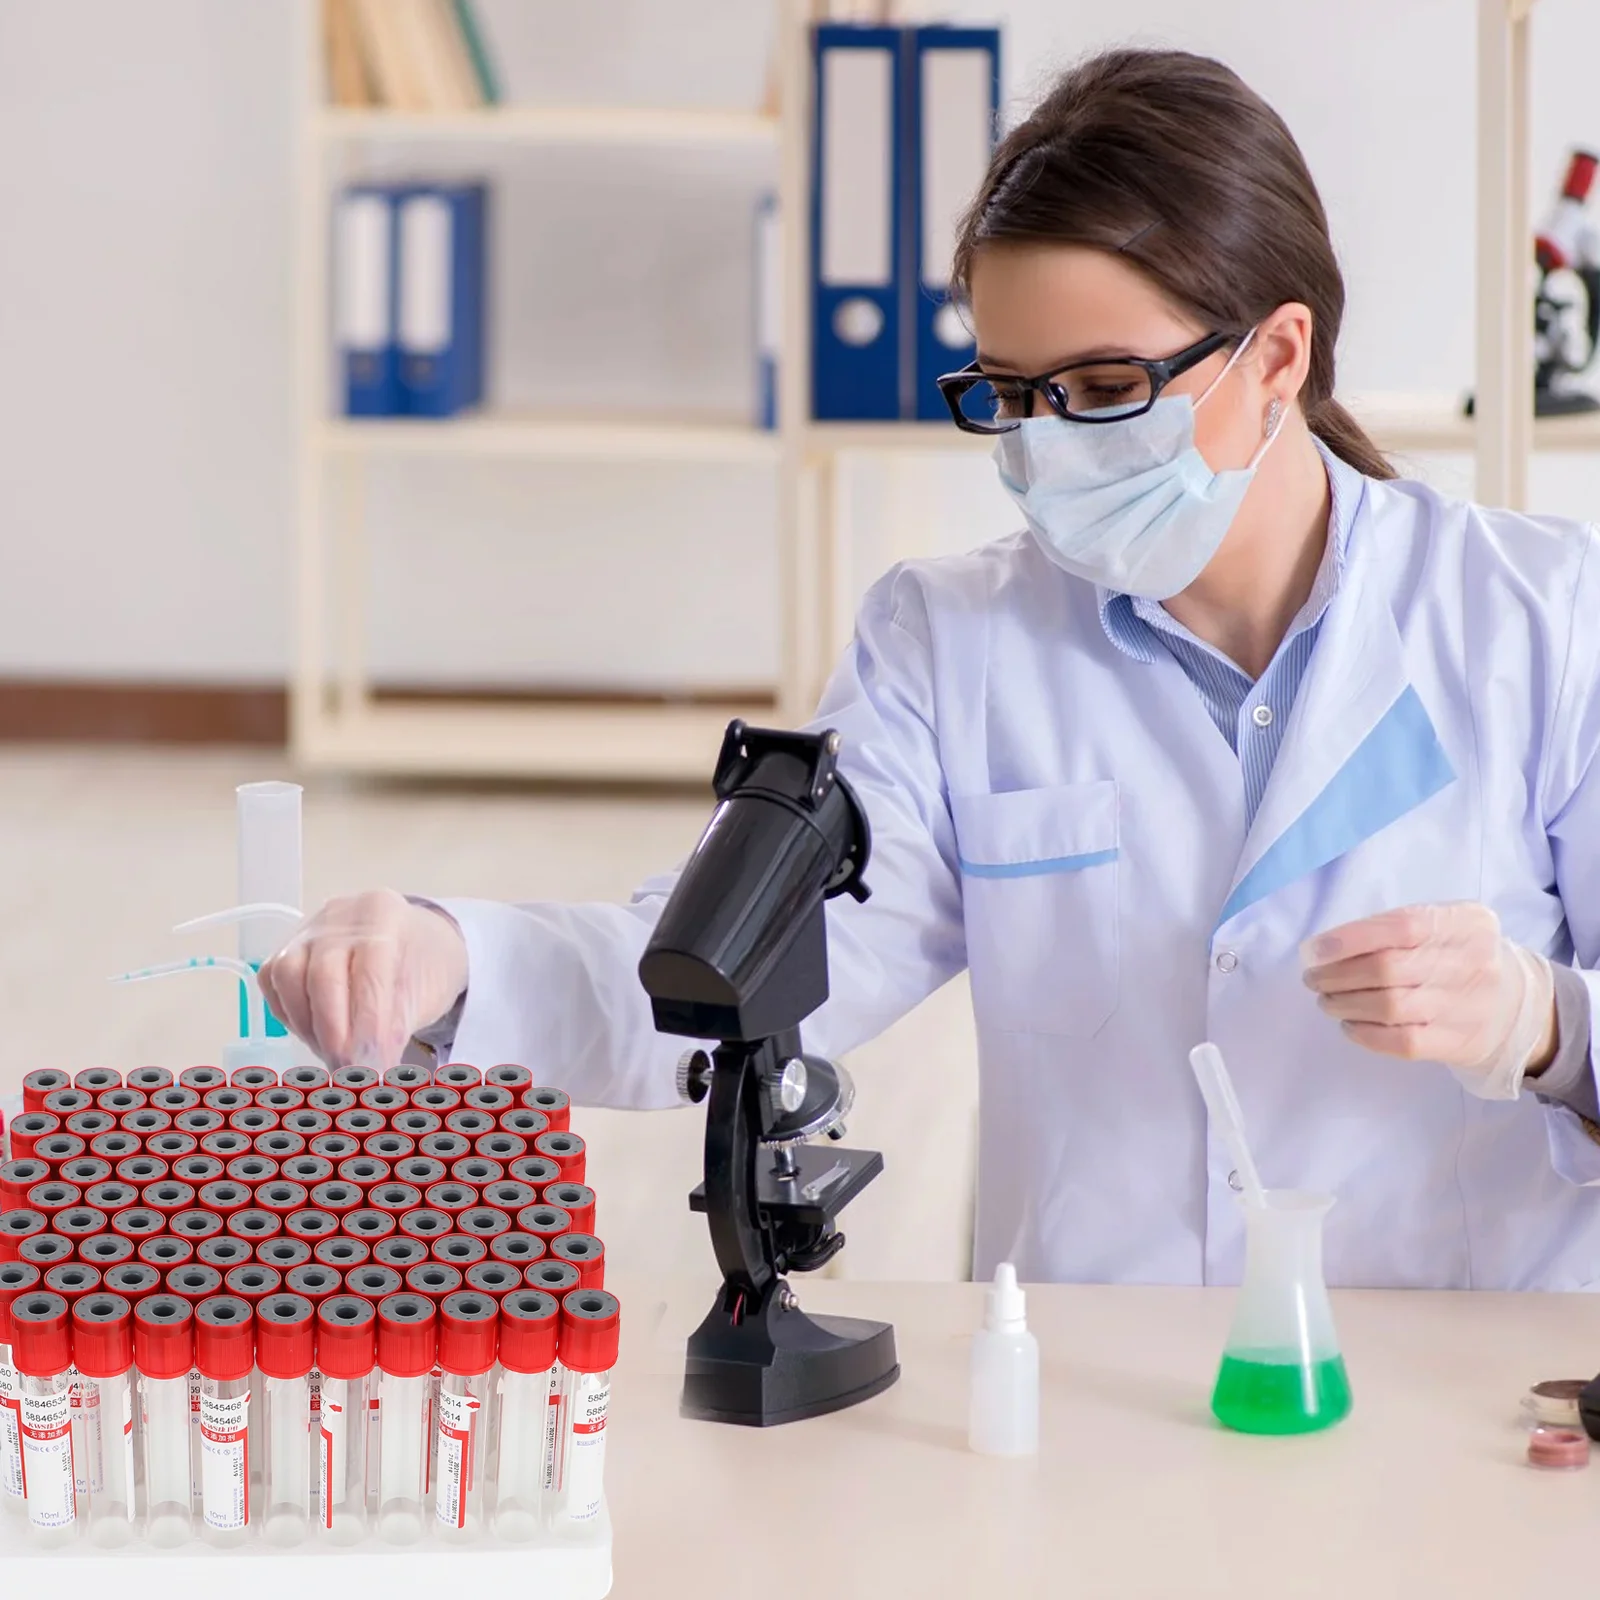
[262,50,1600,1291]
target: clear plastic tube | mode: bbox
[199,1373,252,1545]
[78,1372,136,1546]
[317,1374,368,1543]
[0,1341,24,1519]
[20,1370,76,1544]
[236,782,303,969]
[433,1370,487,1539]
[556,1363,613,1525]
[262,1374,309,1545]
[376,1371,428,1544]
[491,1367,550,1541]
[139,1370,193,1546]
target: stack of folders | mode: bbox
[324,0,500,110]
[336,184,488,419]
[785,22,1001,426]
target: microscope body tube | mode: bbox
[555,1289,621,1525]
[70,1293,137,1546]
[374,1293,437,1545]
[315,1294,375,1542]
[0,1262,42,1520]
[195,1295,256,1546]
[434,1291,497,1539]
[10,1290,77,1543]
[255,1292,315,1546]
[492,1289,559,1541]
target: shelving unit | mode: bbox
[292,0,1559,782]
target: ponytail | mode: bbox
[1306,397,1396,482]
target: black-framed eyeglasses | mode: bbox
[937,331,1236,434]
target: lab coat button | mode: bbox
[1251,704,1274,728]
[1228,1170,1244,1192]
[1215,950,1239,974]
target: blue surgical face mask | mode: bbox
[992,330,1282,601]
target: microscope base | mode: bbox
[681,1288,900,1427]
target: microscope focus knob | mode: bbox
[676,1049,713,1105]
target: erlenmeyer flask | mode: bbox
[1210,1190,1351,1435]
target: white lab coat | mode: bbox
[441,450,1600,1289]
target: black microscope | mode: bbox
[637,721,900,1427]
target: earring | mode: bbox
[1264,397,1284,437]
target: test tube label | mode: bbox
[543,1362,563,1491]
[199,1390,251,1531]
[189,1368,202,1505]
[433,1388,480,1530]
[563,1372,610,1523]
[0,1352,22,1502]
[73,1373,103,1497]
[119,1384,136,1520]
[318,1393,342,1532]
[19,1386,76,1529]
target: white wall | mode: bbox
[3,0,1600,689]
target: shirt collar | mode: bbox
[1097,437,1363,665]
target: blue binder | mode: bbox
[755,192,781,430]
[335,184,401,416]
[908,26,1001,422]
[397,183,487,418]
[810,25,908,421]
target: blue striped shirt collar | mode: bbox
[1097,438,1364,665]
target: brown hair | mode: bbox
[952,48,1395,480]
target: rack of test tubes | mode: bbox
[0,1060,617,1589]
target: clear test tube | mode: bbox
[374,1292,437,1545]
[255,1292,315,1545]
[491,1288,559,1541]
[315,1294,375,1543]
[555,1288,620,1526]
[434,1290,497,1540]
[11,1290,78,1544]
[195,1295,255,1546]
[0,1262,42,1521]
[69,1293,137,1546]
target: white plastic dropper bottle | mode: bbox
[968,1262,1039,1457]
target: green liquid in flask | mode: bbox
[1210,1351,1352,1435]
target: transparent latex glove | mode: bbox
[1300,904,1557,1100]
[258,890,468,1072]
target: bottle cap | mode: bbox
[284,1263,342,1306]
[22,1069,71,1112]
[396,1157,448,1188]
[534,1131,585,1182]
[225,1264,283,1306]
[255,1292,316,1379]
[1529,1426,1590,1470]
[558,1287,620,1374]
[498,1288,560,1374]
[0,1262,42,1344]
[9,1112,61,1159]
[54,1207,110,1243]
[516,1205,572,1242]
[984,1262,1028,1333]
[170,1209,226,1243]
[423,1183,478,1216]
[226,1209,282,1244]
[343,1209,397,1243]
[438,1290,498,1375]
[127,1067,174,1093]
[375,1293,437,1377]
[347,1264,403,1302]
[489,1233,547,1268]
[256,1238,312,1272]
[522,1087,570,1131]
[419,1132,471,1162]
[463,1261,521,1297]
[373,1237,429,1271]
[103,1262,161,1299]
[331,1065,379,1093]
[486,1063,534,1092]
[526,1259,580,1297]
[551,1233,605,1290]
[310,1182,363,1217]
[282,1066,330,1093]
[480,1180,537,1214]
[475,1132,526,1164]
[458,1207,512,1241]
[0,1210,48,1261]
[499,1109,550,1142]
[285,1210,340,1244]
[398,1209,450,1243]
[195,1237,252,1271]
[544,1183,596,1234]
[44,1262,102,1304]
[434,1062,483,1088]
[194,1295,254,1380]
[166,1263,224,1303]
[404,1262,461,1303]
[180,1066,228,1092]
[11,1290,72,1377]
[0,1159,52,1211]
[138,1237,195,1272]
[78,1235,135,1270]
[313,1236,370,1271]
[432,1235,489,1269]
[24,1180,80,1217]
[367,1183,422,1217]
[71,1293,134,1378]
[134,1293,195,1378]
[316,1294,377,1379]
[465,1085,515,1114]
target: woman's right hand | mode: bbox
[258,890,469,1072]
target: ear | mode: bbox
[1252,302,1313,404]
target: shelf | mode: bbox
[1349,393,1600,454]
[295,699,763,783]
[315,106,780,148]
[318,414,780,464]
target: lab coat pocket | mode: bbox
[952,780,1120,1038]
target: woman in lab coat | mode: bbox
[262,49,1600,1291]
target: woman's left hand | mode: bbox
[1301,903,1556,1095]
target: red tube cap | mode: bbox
[54,1207,110,1244]
[457,1207,512,1242]
[134,1294,195,1378]
[225,1209,282,1244]
[558,1288,620,1375]
[255,1292,315,1380]
[11,1289,72,1377]
[0,1262,42,1344]
[137,1237,195,1272]
[224,1263,283,1306]
[285,1209,340,1244]
[534,1131,585,1184]
[438,1289,498,1376]
[489,1233,547,1269]
[521,1087,570,1132]
[194,1295,254,1381]
[550,1233,604,1290]
[110,1207,166,1242]
[431,1235,489,1270]
[397,1208,451,1243]
[170,1209,226,1244]
[316,1294,377,1380]
[375,1293,437,1378]
[22,1069,71,1113]
[103,1262,162,1300]
[313,1236,370,1271]
[284,1263,343,1307]
[366,1182,422,1217]
[0,1159,52,1211]
[0,1210,48,1262]
[44,1262,102,1304]
[498,1288,559,1375]
[71,1292,134,1378]
[404,1262,461,1303]
[166,1263,224,1304]
[346,1264,403,1302]
[543,1183,596,1235]
[516,1205,572,1243]
[526,1259,580,1298]
[77,1235,136,1271]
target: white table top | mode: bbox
[607,1274,1600,1598]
